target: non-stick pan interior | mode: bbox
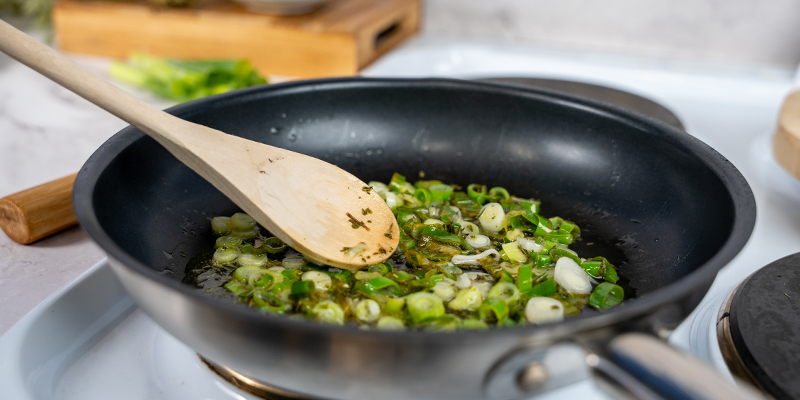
[88,79,738,301]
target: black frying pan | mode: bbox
[73,78,756,399]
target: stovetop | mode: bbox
[3,36,800,399]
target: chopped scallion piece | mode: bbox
[589,282,624,310]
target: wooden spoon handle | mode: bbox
[0,173,78,244]
[0,19,185,147]
[774,90,800,180]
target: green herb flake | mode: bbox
[362,186,372,193]
[362,208,373,215]
[347,212,370,231]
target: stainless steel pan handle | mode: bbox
[484,333,766,400]
[602,333,765,400]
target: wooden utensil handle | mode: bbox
[774,90,800,180]
[0,173,79,244]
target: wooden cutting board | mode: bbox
[52,0,420,78]
[774,90,800,180]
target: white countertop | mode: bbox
[0,32,174,335]
[2,31,799,339]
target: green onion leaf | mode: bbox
[525,278,557,297]
[360,277,401,297]
[517,263,534,292]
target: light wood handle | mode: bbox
[774,90,800,180]
[0,173,78,244]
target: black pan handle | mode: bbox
[603,333,766,400]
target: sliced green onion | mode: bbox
[361,277,401,297]
[368,181,389,195]
[388,172,407,192]
[252,290,287,313]
[406,292,445,324]
[478,203,505,233]
[467,184,490,204]
[447,286,483,311]
[505,228,524,242]
[389,270,415,282]
[291,280,315,296]
[409,274,443,289]
[270,281,293,302]
[604,263,619,284]
[211,216,231,236]
[582,257,619,284]
[384,297,405,314]
[432,281,457,301]
[545,230,574,245]
[525,278,556,297]
[524,297,564,324]
[488,187,510,200]
[421,225,464,247]
[215,235,242,249]
[501,242,527,263]
[550,247,582,265]
[230,212,257,230]
[376,316,406,330]
[421,315,459,331]
[532,253,553,267]
[312,301,345,325]
[398,229,417,251]
[282,269,304,281]
[554,257,593,294]
[343,242,368,261]
[478,298,509,324]
[460,221,481,235]
[237,253,268,269]
[301,271,332,291]
[428,183,454,202]
[487,282,520,305]
[368,263,391,275]
[517,263,534,293]
[355,271,383,281]
[517,199,539,215]
[213,247,239,265]
[460,319,489,330]
[329,270,353,286]
[224,281,247,295]
[355,299,382,322]
[231,228,258,240]
[232,266,262,284]
[413,188,432,206]
[581,260,603,278]
[589,282,624,310]
[261,237,287,254]
[281,255,306,269]
[253,272,274,288]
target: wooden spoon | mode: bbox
[0,19,399,269]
